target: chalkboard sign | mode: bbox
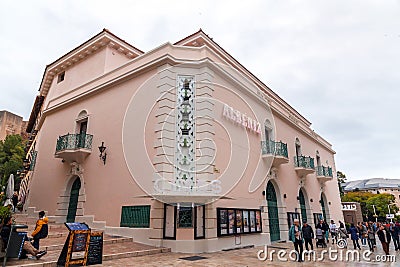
[57,222,91,267]
[87,232,103,265]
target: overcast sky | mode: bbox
[0,0,399,181]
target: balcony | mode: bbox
[316,165,333,182]
[261,140,289,167]
[294,156,315,177]
[54,133,93,163]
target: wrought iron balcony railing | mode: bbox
[261,140,288,158]
[316,165,333,177]
[294,155,315,169]
[55,133,93,152]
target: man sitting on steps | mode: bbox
[0,217,47,260]
[31,211,48,250]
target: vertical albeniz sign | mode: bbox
[57,223,91,267]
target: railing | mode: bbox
[55,133,93,152]
[261,140,288,158]
[294,155,315,169]
[316,165,333,177]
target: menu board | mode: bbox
[57,222,91,267]
[87,232,103,265]
[65,222,89,231]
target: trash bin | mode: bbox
[6,224,28,259]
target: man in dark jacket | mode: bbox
[389,222,400,251]
[377,224,391,255]
[316,220,329,243]
[302,221,314,250]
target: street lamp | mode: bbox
[387,203,396,223]
[372,204,378,223]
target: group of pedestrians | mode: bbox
[289,218,400,262]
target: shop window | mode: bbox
[120,205,150,228]
[217,208,261,236]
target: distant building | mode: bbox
[342,178,400,215]
[341,202,363,224]
[0,110,28,140]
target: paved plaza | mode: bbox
[94,243,400,266]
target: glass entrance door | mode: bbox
[163,204,176,239]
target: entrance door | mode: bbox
[163,204,176,239]
[321,194,327,221]
[66,178,81,223]
[194,205,205,239]
[299,189,307,223]
[266,181,280,242]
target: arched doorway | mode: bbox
[320,193,330,222]
[266,181,280,242]
[299,189,307,223]
[66,177,81,223]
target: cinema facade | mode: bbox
[20,29,343,252]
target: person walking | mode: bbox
[289,219,304,262]
[366,222,376,252]
[316,220,329,244]
[329,220,338,245]
[389,222,400,251]
[12,192,18,212]
[302,221,314,251]
[31,211,49,250]
[377,224,391,255]
[349,223,361,250]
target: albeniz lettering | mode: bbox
[223,104,261,134]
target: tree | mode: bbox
[0,135,25,189]
[342,191,399,222]
[366,193,398,218]
[337,171,347,196]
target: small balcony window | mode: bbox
[57,71,65,83]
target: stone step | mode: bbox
[6,242,170,266]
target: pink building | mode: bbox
[21,29,343,252]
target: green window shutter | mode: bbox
[120,205,150,228]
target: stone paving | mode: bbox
[5,214,400,266]
[93,243,400,267]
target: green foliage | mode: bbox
[0,135,25,189]
[0,206,12,222]
[366,193,398,218]
[337,171,347,196]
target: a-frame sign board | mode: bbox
[57,222,91,267]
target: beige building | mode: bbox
[0,110,27,140]
[21,29,343,253]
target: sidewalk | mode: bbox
[93,241,399,266]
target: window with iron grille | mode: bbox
[120,205,150,228]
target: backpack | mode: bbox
[38,223,48,239]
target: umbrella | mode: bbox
[3,174,14,207]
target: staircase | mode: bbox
[6,213,170,266]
